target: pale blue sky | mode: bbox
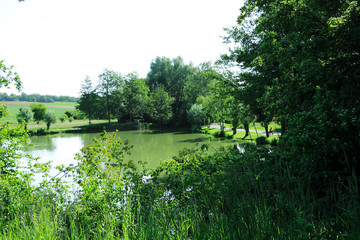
[0,0,243,97]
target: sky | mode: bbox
[0,0,243,97]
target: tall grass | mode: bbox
[0,132,358,239]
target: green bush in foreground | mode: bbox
[1,132,359,239]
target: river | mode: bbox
[25,129,240,181]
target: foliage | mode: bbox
[223,0,360,198]
[16,107,32,130]
[122,75,150,122]
[77,76,98,125]
[97,69,124,125]
[43,111,56,130]
[0,59,21,91]
[59,114,67,123]
[255,136,269,145]
[0,64,55,236]
[187,103,205,128]
[147,57,196,124]
[149,85,174,126]
[0,92,77,102]
[30,102,47,124]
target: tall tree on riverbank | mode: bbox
[223,0,360,196]
[97,69,124,126]
[147,57,193,124]
[122,74,150,122]
[149,85,174,126]
[77,76,98,125]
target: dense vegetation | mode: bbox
[1,0,360,238]
[77,59,220,128]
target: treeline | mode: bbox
[0,92,77,102]
[77,57,219,127]
[78,56,261,133]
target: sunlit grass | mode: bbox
[0,101,76,125]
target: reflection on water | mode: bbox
[25,130,240,177]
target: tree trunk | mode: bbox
[233,127,237,135]
[243,122,249,139]
[264,123,269,138]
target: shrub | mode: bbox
[256,136,269,145]
[270,138,278,146]
[214,130,226,138]
[59,114,67,123]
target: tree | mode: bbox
[122,75,150,122]
[187,104,205,129]
[150,86,174,126]
[77,76,98,125]
[16,107,33,130]
[183,62,216,109]
[224,0,360,200]
[97,69,124,126]
[29,103,47,124]
[147,56,194,124]
[0,60,21,91]
[43,111,56,130]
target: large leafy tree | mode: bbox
[224,0,360,197]
[149,85,174,126]
[29,103,47,124]
[183,62,216,109]
[97,69,124,126]
[147,56,194,124]
[43,111,56,130]
[77,76,98,125]
[16,107,33,130]
[122,74,150,122]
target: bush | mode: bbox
[214,130,226,138]
[256,136,269,145]
[270,138,278,146]
[59,115,67,123]
[191,125,201,133]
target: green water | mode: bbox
[26,129,241,170]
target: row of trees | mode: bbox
[77,57,219,127]
[0,92,77,102]
[16,103,56,130]
[77,56,261,134]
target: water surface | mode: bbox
[26,130,239,171]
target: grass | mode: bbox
[0,102,76,124]
[223,121,282,132]
[201,123,280,145]
[0,101,77,107]
[1,142,356,239]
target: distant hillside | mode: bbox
[0,92,77,103]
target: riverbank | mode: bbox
[200,123,280,145]
[26,120,151,136]
[2,131,355,239]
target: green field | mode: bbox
[0,101,77,127]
